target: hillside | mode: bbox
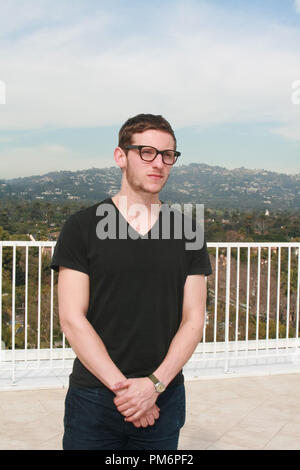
[0,163,299,212]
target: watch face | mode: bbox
[156,382,165,393]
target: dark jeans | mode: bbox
[63,383,186,450]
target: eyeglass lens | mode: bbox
[141,147,177,164]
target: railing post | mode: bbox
[11,244,16,385]
[224,246,231,373]
[0,246,2,361]
[296,246,300,342]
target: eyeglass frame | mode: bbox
[124,145,181,165]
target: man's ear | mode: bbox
[114,147,127,171]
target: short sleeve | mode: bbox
[50,213,89,275]
[187,238,213,276]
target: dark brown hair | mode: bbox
[118,113,177,150]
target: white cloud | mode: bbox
[0,0,300,142]
[295,0,300,13]
[271,121,300,140]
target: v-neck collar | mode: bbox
[109,197,163,239]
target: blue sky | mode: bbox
[0,0,299,178]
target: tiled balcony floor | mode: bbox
[1,373,300,450]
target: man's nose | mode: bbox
[153,153,164,168]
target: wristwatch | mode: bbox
[148,374,166,393]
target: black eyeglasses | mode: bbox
[125,145,180,165]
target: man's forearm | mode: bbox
[61,314,126,390]
[153,275,207,388]
[153,315,204,387]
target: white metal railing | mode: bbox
[0,241,299,384]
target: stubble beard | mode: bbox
[125,161,168,196]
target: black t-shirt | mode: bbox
[50,197,212,389]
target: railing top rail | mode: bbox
[0,241,299,247]
[207,242,300,247]
[0,241,56,246]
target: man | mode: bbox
[50,113,212,450]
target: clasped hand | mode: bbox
[111,377,159,428]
